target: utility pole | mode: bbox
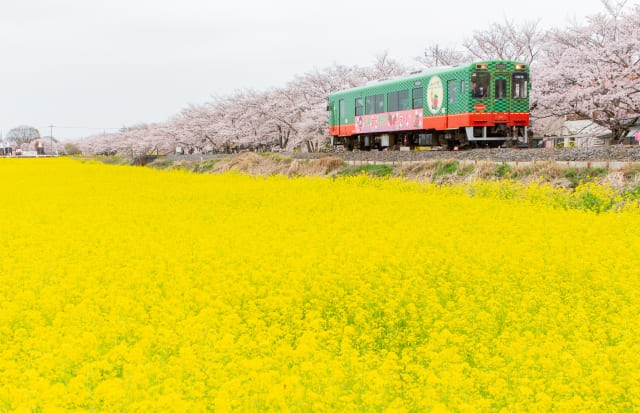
[49,124,55,155]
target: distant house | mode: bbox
[534,116,612,148]
[559,119,612,148]
[623,119,640,145]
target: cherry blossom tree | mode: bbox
[369,50,407,79]
[286,63,385,151]
[462,18,543,65]
[416,45,467,68]
[176,104,219,153]
[74,132,115,155]
[73,57,408,155]
[416,19,542,70]
[533,0,640,143]
[159,116,193,153]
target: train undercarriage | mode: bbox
[333,125,529,151]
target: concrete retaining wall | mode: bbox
[347,159,636,170]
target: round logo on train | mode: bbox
[427,76,444,115]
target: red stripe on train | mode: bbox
[329,112,529,136]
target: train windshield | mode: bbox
[512,73,529,99]
[471,72,490,98]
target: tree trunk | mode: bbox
[277,125,290,149]
[305,140,318,152]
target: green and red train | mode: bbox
[328,60,530,150]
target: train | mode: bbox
[328,60,530,150]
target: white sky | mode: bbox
[1,0,610,141]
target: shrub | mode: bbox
[63,143,81,155]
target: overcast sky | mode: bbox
[1,0,610,141]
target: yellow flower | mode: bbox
[0,157,638,411]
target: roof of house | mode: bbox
[539,117,611,139]
[626,125,640,138]
[562,120,611,138]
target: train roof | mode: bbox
[329,60,527,97]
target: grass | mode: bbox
[258,152,293,163]
[623,185,640,199]
[621,163,640,180]
[434,160,459,177]
[192,159,219,173]
[562,167,608,188]
[494,164,511,178]
[148,159,175,170]
[456,163,476,177]
[339,164,394,177]
[80,153,640,193]
[74,154,129,165]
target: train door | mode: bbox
[338,99,345,135]
[493,73,510,113]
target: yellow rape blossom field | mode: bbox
[1,157,640,412]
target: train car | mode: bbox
[328,60,530,150]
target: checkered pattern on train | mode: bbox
[463,60,530,114]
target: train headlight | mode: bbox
[475,64,488,70]
[515,64,527,70]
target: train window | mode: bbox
[412,87,423,109]
[471,72,490,98]
[495,79,506,99]
[355,98,364,116]
[388,92,399,112]
[398,90,410,110]
[375,94,384,113]
[512,73,529,99]
[365,96,375,115]
[448,80,456,104]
